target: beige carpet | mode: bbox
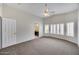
[0,37,79,55]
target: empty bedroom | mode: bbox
[0,3,79,55]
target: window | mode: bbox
[52,25,54,34]
[66,22,74,37]
[50,24,53,34]
[53,24,56,34]
[60,24,64,35]
[57,24,60,34]
[44,24,49,34]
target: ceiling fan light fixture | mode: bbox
[44,12,49,16]
[43,3,50,17]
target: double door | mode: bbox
[2,18,16,48]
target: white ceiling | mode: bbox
[5,3,78,18]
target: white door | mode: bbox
[10,19,16,46]
[2,18,16,48]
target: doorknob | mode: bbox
[13,32,16,35]
[12,32,16,35]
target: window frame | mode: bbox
[66,22,74,37]
[44,24,49,34]
[60,24,64,35]
[56,24,60,34]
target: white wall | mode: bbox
[0,4,3,16]
[1,5,43,44]
[43,10,78,44]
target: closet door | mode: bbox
[0,17,2,49]
[2,18,8,48]
[2,18,16,48]
[10,19,16,46]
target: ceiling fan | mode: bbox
[43,3,55,17]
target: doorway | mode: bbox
[34,23,39,37]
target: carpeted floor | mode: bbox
[0,37,79,55]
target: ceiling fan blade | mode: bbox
[49,11,55,13]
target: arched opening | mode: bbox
[34,23,39,37]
